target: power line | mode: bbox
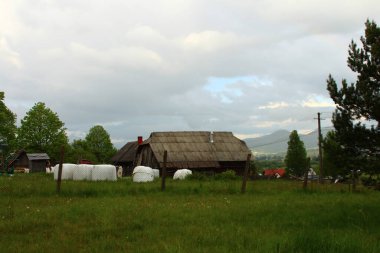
[250,118,336,150]
[250,129,322,148]
[251,138,289,148]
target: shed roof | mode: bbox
[141,131,251,168]
[27,153,50,160]
[111,141,139,163]
[264,168,286,177]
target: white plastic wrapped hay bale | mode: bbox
[152,169,160,178]
[73,164,93,181]
[173,169,192,180]
[53,163,76,180]
[92,164,117,181]
[132,166,154,182]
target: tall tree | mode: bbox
[17,102,68,161]
[0,92,17,155]
[323,131,346,177]
[285,130,307,177]
[85,125,116,163]
[327,20,380,175]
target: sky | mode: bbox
[1,0,379,147]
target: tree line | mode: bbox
[0,98,116,165]
[284,20,379,181]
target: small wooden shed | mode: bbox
[135,131,251,175]
[9,150,50,172]
[111,141,139,176]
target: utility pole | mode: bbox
[241,153,251,193]
[317,112,324,184]
[303,157,310,190]
[161,150,167,191]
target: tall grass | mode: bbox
[0,173,379,252]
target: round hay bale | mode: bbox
[173,169,192,180]
[132,166,154,182]
[117,166,123,178]
[152,169,160,178]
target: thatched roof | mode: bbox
[140,131,251,168]
[111,141,138,163]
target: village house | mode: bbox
[133,131,251,175]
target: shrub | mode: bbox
[215,170,238,181]
[188,172,209,181]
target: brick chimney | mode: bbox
[137,136,143,145]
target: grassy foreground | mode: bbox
[0,174,380,253]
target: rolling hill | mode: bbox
[244,127,334,156]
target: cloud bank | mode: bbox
[1,0,379,146]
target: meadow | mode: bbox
[0,173,379,253]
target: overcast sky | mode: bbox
[1,0,379,147]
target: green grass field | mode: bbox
[1,174,379,253]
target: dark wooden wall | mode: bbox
[218,161,246,175]
[30,160,46,172]
[13,153,29,169]
[113,161,134,176]
[137,146,159,169]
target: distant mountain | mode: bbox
[244,127,334,156]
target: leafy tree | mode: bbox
[323,131,346,177]
[85,125,116,163]
[17,102,68,161]
[285,130,307,176]
[65,139,98,164]
[0,92,17,155]
[327,20,380,175]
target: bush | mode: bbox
[188,170,239,181]
[361,175,379,186]
[215,170,238,181]
[188,172,210,181]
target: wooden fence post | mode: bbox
[241,154,251,193]
[161,150,167,191]
[352,169,356,192]
[303,157,310,190]
[56,146,65,193]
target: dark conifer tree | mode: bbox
[285,130,307,177]
[327,20,380,175]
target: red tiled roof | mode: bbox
[263,168,286,177]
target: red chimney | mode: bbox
[138,136,143,145]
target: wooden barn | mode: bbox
[135,131,251,175]
[111,141,139,176]
[8,150,50,172]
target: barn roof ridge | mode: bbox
[142,131,250,165]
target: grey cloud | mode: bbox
[1,0,378,147]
